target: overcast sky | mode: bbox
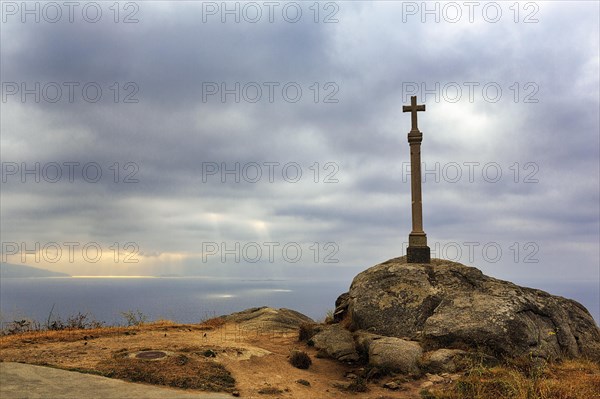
[1,0,598,305]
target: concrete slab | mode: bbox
[0,362,232,399]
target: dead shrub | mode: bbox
[289,350,312,369]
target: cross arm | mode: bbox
[402,105,426,112]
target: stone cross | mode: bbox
[403,96,431,263]
[404,95,425,131]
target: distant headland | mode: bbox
[0,263,70,278]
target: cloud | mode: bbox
[1,1,598,295]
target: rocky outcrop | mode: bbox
[311,325,359,362]
[335,257,600,361]
[421,349,467,373]
[354,331,422,373]
[367,336,422,374]
[224,307,313,331]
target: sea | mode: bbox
[0,277,351,327]
[0,277,598,328]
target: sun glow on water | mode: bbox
[71,276,156,279]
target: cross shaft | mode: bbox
[402,95,430,263]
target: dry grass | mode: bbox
[423,358,600,399]
[0,326,129,345]
[0,321,180,346]
[94,354,235,391]
[198,317,226,330]
[538,359,600,398]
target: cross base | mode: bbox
[407,246,431,264]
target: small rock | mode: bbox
[175,355,189,366]
[345,373,358,380]
[420,381,434,389]
[296,379,311,387]
[426,373,445,384]
[383,381,400,390]
[332,381,352,390]
[232,390,240,397]
[257,387,283,395]
[203,349,217,358]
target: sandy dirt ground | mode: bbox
[0,321,440,398]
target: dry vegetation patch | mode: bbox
[0,321,186,346]
[94,353,235,391]
[198,317,227,330]
[288,350,312,369]
[423,358,600,399]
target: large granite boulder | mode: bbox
[335,257,600,361]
